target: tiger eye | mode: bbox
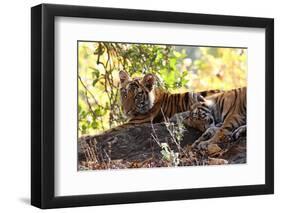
[121,89,127,98]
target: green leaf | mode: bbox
[173,51,181,58]
[92,79,99,87]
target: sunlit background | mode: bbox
[78,42,247,136]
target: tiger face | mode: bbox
[119,70,156,117]
[185,101,215,132]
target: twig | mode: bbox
[78,75,102,107]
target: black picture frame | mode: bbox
[31,3,274,209]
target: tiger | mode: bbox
[118,70,220,127]
[184,87,247,151]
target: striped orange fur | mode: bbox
[118,70,220,127]
[185,87,247,150]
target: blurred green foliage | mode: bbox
[78,42,247,136]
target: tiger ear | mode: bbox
[142,73,156,91]
[198,94,206,102]
[119,70,130,86]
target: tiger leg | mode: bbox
[231,125,247,140]
[196,116,243,150]
[196,129,230,150]
[192,126,219,148]
[170,111,190,123]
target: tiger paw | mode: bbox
[207,143,222,155]
[196,141,210,150]
[191,139,202,149]
[196,141,222,155]
[231,125,247,140]
[170,111,190,123]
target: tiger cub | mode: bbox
[118,70,220,126]
[184,87,247,150]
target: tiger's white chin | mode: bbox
[148,90,155,110]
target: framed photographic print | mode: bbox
[31,3,274,209]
